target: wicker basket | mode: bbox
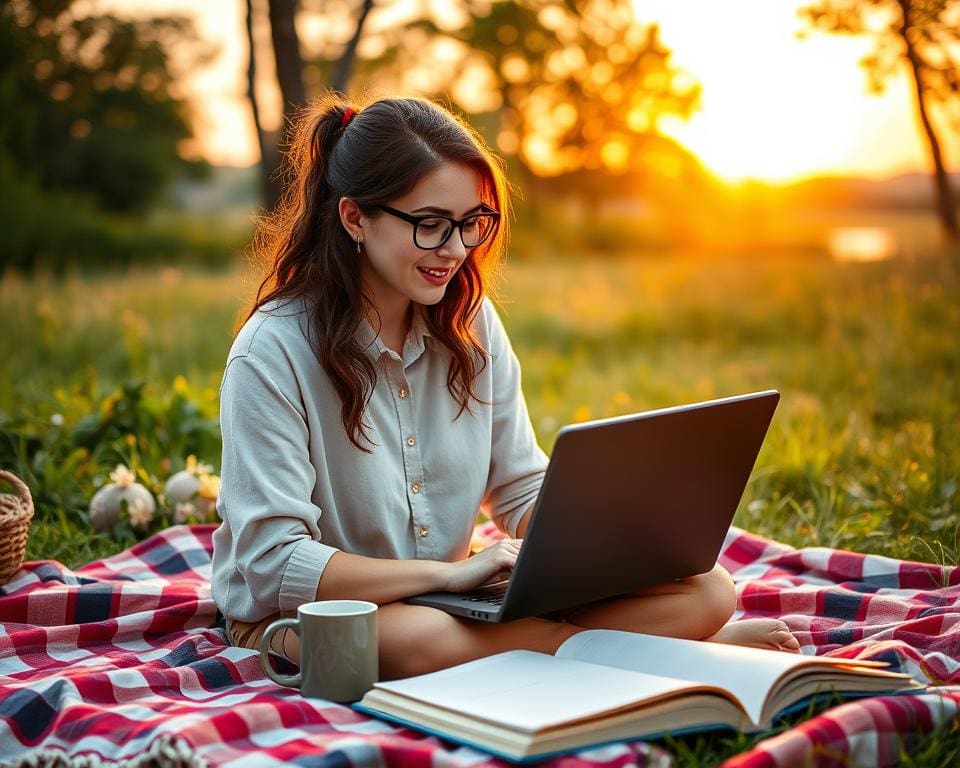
[0,470,34,587]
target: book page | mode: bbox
[556,629,867,725]
[371,649,725,733]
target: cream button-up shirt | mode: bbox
[211,295,548,623]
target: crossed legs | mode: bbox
[274,563,799,679]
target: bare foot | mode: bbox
[706,618,801,653]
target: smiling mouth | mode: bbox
[418,266,450,278]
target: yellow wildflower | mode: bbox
[198,474,220,500]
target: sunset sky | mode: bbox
[99,0,958,185]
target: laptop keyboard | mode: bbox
[463,586,507,607]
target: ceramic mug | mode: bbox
[260,599,378,702]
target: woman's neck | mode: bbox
[369,299,413,355]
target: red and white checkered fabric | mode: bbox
[0,523,957,767]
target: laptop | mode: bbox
[404,390,780,622]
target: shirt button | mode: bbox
[399,388,408,399]
[411,482,421,494]
[419,526,429,537]
[407,436,416,447]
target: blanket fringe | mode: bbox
[1,734,208,768]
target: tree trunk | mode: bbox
[268,0,307,121]
[897,0,959,254]
[334,0,375,93]
[266,0,306,207]
[246,0,281,211]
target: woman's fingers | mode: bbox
[446,539,521,592]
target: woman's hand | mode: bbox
[441,539,522,592]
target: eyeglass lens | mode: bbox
[415,214,497,249]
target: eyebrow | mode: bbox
[410,203,486,216]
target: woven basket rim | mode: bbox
[0,469,33,515]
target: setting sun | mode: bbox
[635,0,953,184]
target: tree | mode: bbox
[0,0,208,213]
[334,0,375,92]
[244,0,700,211]
[345,0,699,190]
[245,0,276,209]
[800,0,959,245]
[245,0,374,209]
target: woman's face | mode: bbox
[358,161,484,319]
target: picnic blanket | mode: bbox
[0,523,957,768]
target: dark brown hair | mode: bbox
[242,92,512,451]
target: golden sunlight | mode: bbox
[96,0,955,183]
[827,227,898,262]
[636,0,949,184]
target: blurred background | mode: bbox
[1,1,958,573]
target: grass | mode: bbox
[1,251,958,765]
[502,256,959,563]
[3,254,958,562]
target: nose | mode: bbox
[436,228,469,261]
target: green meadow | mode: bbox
[3,254,958,569]
[2,254,959,764]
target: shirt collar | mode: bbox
[356,303,434,365]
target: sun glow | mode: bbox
[96,0,957,183]
[635,0,953,184]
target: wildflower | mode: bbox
[50,413,64,427]
[174,502,196,524]
[109,465,136,488]
[128,497,154,529]
[198,473,220,500]
[185,455,214,477]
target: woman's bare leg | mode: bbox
[566,564,800,652]
[564,563,735,637]
[279,601,582,679]
[276,565,797,675]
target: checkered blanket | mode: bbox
[0,524,957,768]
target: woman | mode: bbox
[211,94,799,680]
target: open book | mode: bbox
[355,629,922,763]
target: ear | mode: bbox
[338,197,365,241]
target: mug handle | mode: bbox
[260,617,301,688]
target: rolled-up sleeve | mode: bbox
[482,302,548,537]
[218,353,340,614]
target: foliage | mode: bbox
[302,0,700,182]
[0,150,245,271]
[0,374,221,548]
[3,255,958,566]
[0,0,210,213]
[800,0,960,102]
[460,1,700,177]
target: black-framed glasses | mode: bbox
[376,204,501,250]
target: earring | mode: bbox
[355,234,362,254]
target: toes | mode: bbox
[772,628,801,652]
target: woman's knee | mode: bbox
[686,563,737,637]
[376,602,464,678]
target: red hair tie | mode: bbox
[341,108,355,128]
